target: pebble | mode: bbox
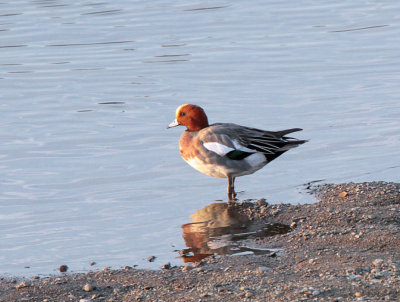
[201,292,216,298]
[90,262,96,266]
[256,198,267,206]
[372,259,384,267]
[271,209,281,215]
[83,283,94,292]
[15,281,30,289]
[182,265,192,271]
[338,191,348,198]
[256,266,272,274]
[161,262,171,269]
[355,292,362,297]
[59,265,68,272]
[147,256,156,262]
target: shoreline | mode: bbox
[1,181,399,301]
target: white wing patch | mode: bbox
[203,142,234,156]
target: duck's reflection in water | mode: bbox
[180,203,291,263]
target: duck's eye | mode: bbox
[180,111,186,116]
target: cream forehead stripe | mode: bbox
[176,104,189,117]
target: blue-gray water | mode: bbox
[1,0,399,276]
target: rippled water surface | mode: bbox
[1,0,399,276]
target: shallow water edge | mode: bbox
[1,181,399,301]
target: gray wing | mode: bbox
[204,123,307,162]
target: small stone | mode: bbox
[256,198,267,206]
[271,209,281,215]
[355,292,362,297]
[256,266,271,274]
[308,258,317,265]
[79,299,91,302]
[372,259,384,267]
[147,256,156,262]
[290,221,297,228]
[83,283,94,292]
[15,281,30,289]
[90,262,96,266]
[201,293,216,298]
[59,265,68,272]
[338,191,348,198]
[161,262,171,269]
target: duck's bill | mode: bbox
[167,119,179,129]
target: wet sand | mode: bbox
[1,181,399,301]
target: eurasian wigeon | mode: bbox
[167,104,307,200]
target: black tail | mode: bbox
[275,128,303,137]
[264,128,307,162]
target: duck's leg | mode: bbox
[227,176,237,201]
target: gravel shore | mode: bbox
[1,181,399,301]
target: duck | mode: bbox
[167,104,307,200]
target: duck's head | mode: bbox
[167,104,209,131]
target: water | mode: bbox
[1,0,399,276]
